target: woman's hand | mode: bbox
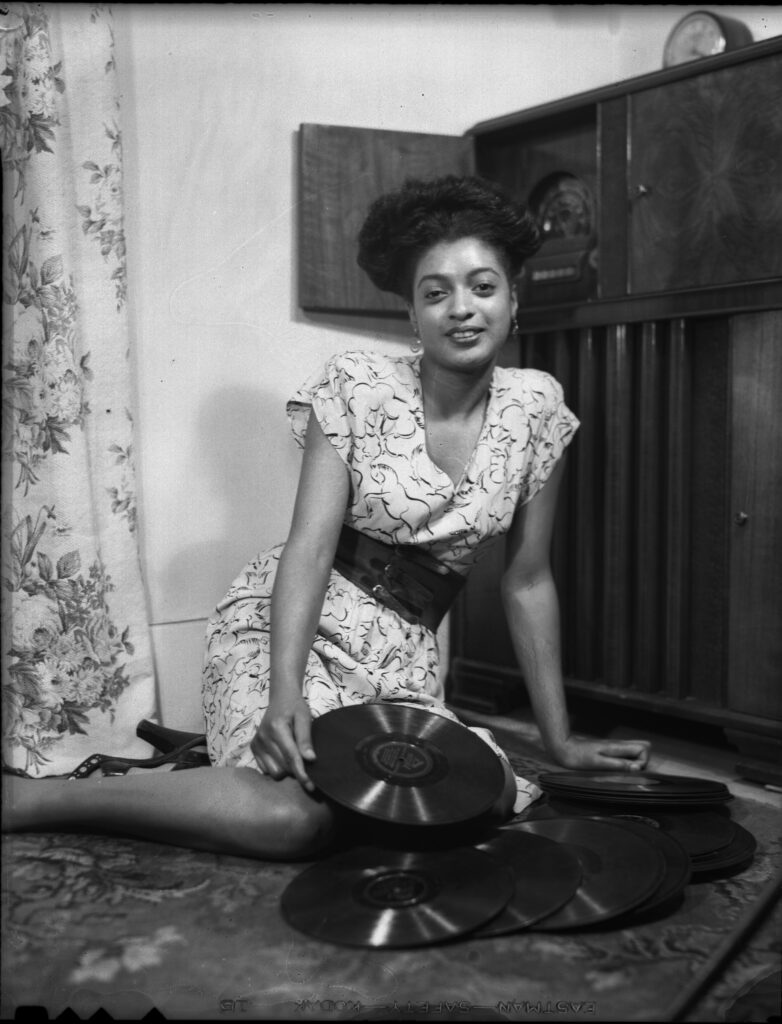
[551,736,651,772]
[250,694,316,792]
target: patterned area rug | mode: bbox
[2,734,781,1022]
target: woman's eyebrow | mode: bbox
[416,266,500,287]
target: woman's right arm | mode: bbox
[250,409,350,790]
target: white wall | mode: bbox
[114,4,782,728]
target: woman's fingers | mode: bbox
[253,714,316,791]
[595,740,652,770]
[557,737,653,772]
[287,708,315,791]
[250,731,286,778]
[293,706,316,762]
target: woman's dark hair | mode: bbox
[356,175,541,300]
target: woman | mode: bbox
[4,176,650,859]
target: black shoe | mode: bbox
[68,736,210,779]
[136,718,206,754]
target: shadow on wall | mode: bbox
[164,384,301,619]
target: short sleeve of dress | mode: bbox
[286,352,356,465]
[518,369,579,505]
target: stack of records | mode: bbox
[512,816,673,928]
[537,772,757,881]
[537,771,732,807]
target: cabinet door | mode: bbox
[628,52,782,294]
[298,124,474,313]
[727,311,782,719]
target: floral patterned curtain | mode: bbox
[2,3,157,775]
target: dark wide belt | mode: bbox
[333,525,466,633]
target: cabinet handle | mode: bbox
[734,511,749,526]
[631,183,653,200]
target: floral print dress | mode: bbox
[202,350,578,811]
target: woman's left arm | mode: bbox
[501,457,651,771]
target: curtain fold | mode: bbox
[2,3,157,775]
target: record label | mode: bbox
[355,732,448,787]
[358,869,437,908]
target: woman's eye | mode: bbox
[424,289,445,300]
[474,282,495,294]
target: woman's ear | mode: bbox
[407,303,419,337]
[510,281,519,322]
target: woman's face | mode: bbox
[407,236,517,374]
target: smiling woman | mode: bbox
[4,174,650,862]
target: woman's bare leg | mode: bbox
[2,767,337,861]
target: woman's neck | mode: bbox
[419,356,495,421]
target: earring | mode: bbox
[510,315,520,341]
[410,327,422,354]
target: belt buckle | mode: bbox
[372,582,417,623]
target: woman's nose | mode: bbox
[449,288,475,318]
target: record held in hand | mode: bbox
[538,771,731,806]
[472,828,583,936]
[281,845,515,948]
[517,817,665,929]
[309,704,506,826]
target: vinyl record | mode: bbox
[538,771,731,806]
[600,816,692,916]
[616,809,736,858]
[544,799,738,859]
[280,845,515,948]
[308,704,506,826]
[516,817,665,929]
[471,829,583,936]
[689,822,757,877]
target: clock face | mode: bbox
[530,173,594,242]
[663,12,726,66]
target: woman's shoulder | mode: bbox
[494,364,567,404]
[321,348,417,389]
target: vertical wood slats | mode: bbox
[663,320,691,698]
[572,329,601,679]
[518,319,701,701]
[602,325,634,689]
[633,322,663,693]
[549,331,573,656]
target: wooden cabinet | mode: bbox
[627,51,782,295]
[727,314,782,721]
[297,39,782,759]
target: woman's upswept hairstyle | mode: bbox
[356,175,541,300]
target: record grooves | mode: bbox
[543,801,739,860]
[597,816,692,917]
[472,829,583,936]
[281,845,515,948]
[517,817,666,929]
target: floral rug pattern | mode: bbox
[2,737,780,1022]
